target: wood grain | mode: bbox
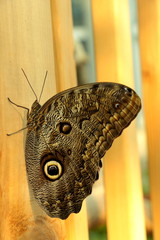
[0,1,89,239]
[50,1,89,239]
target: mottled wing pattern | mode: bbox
[25,82,141,219]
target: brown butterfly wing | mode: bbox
[25,82,141,219]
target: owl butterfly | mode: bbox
[9,72,141,220]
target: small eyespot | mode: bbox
[124,87,133,97]
[124,86,132,93]
[43,160,63,181]
[67,149,72,155]
[59,122,72,134]
[114,102,121,109]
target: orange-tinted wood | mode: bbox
[0,1,89,239]
[50,1,89,239]
[92,0,146,239]
[137,1,160,239]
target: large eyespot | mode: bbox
[58,122,72,134]
[43,160,63,181]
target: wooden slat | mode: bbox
[91,0,147,239]
[0,1,89,239]
[0,2,62,240]
[50,1,89,240]
[50,0,77,91]
[137,1,160,239]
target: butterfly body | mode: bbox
[25,82,141,219]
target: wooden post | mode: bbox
[50,1,89,239]
[0,1,89,239]
[137,1,160,239]
[91,0,147,239]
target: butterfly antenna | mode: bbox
[38,71,48,103]
[7,126,28,136]
[21,68,38,101]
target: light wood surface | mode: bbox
[50,1,89,240]
[0,1,89,240]
[137,1,160,239]
[92,0,147,239]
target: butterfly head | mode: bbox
[26,100,41,125]
[30,100,41,113]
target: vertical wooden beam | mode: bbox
[50,0,77,91]
[0,1,63,240]
[50,1,89,240]
[0,1,89,239]
[91,0,117,82]
[92,0,146,239]
[137,1,160,239]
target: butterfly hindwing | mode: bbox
[25,82,141,219]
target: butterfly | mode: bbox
[8,71,141,219]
